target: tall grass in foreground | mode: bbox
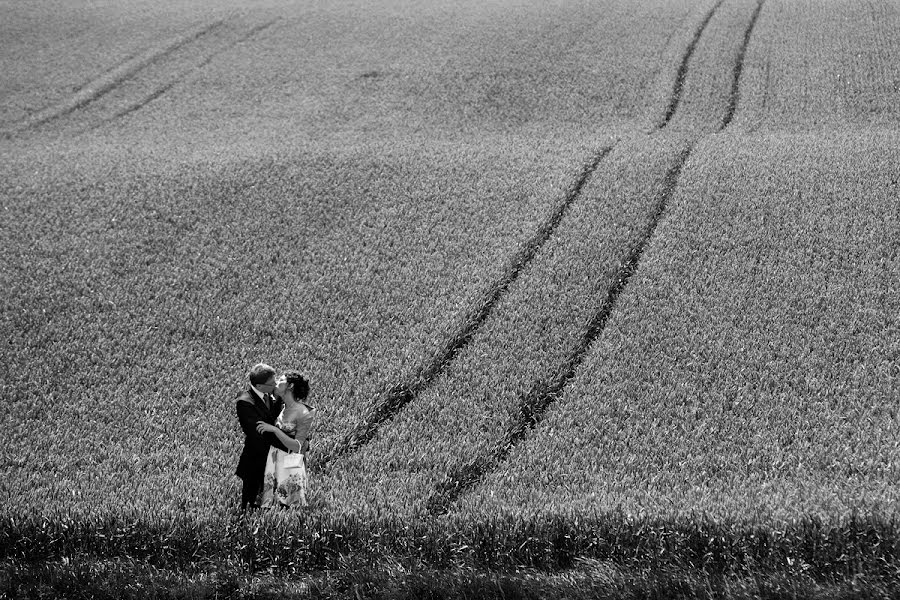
[2,509,899,583]
[0,511,900,599]
[4,553,899,599]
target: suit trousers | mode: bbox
[240,473,264,511]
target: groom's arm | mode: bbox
[236,400,289,452]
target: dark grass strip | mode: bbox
[720,0,766,130]
[4,511,900,581]
[426,144,694,516]
[659,0,727,128]
[7,556,900,600]
[322,146,615,466]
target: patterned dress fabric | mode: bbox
[258,404,315,508]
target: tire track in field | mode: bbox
[2,15,281,137]
[324,0,763,483]
[426,0,768,514]
[720,0,766,129]
[0,19,227,138]
[426,143,693,515]
[106,17,281,123]
[324,145,616,465]
[659,0,727,129]
[323,0,721,470]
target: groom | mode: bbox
[235,362,289,511]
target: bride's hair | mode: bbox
[284,370,310,400]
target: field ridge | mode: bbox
[426,141,695,515]
[322,145,616,466]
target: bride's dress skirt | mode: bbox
[258,447,308,508]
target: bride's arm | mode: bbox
[295,410,315,455]
[256,422,301,453]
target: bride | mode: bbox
[255,371,315,508]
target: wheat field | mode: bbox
[2,0,898,596]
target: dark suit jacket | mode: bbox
[235,387,289,481]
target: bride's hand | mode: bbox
[256,421,275,434]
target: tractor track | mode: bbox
[422,0,768,513]
[323,145,616,465]
[660,0,727,129]
[2,15,281,137]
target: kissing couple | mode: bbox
[235,363,316,511]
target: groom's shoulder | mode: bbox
[235,388,256,405]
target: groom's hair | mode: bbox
[284,370,310,400]
[249,363,276,386]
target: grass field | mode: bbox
[2,0,899,597]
